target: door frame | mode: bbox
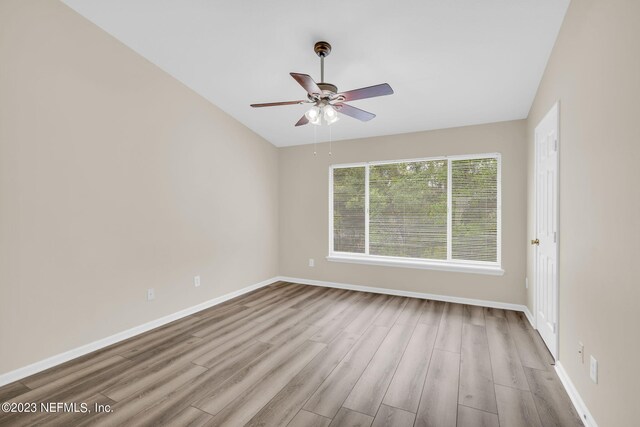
[533,101,560,360]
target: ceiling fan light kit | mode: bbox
[250,41,394,127]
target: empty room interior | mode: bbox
[0,1,638,426]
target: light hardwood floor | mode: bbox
[0,282,583,426]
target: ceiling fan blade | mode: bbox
[250,100,307,107]
[336,83,394,102]
[334,103,376,122]
[295,115,309,127]
[290,73,322,96]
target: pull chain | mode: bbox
[313,125,317,155]
[329,125,332,156]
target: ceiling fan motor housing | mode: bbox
[318,82,337,94]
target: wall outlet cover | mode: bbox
[308,258,315,267]
[194,275,201,287]
[147,288,155,301]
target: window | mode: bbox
[329,154,502,275]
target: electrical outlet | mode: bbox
[578,342,584,363]
[194,275,201,287]
[147,288,155,301]
[308,258,315,267]
[525,277,528,289]
[590,356,598,383]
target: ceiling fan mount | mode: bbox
[313,40,332,58]
[251,41,393,127]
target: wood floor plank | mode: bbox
[463,305,486,326]
[105,341,274,424]
[343,322,415,415]
[212,282,286,309]
[508,323,549,371]
[194,327,323,416]
[373,296,408,327]
[0,381,30,402]
[288,410,332,427]
[418,300,445,325]
[313,291,365,328]
[192,288,303,337]
[162,406,212,426]
[101,309,287,402]
[435,302,463,353]
[299,291,356,327]
[506,310,533,330]
[494,384,543,427]
[246,331,360,427]
[529,329,556,367]
[199,340,272,378]
[344,294,391,335]
[289,286,331,310]
[205,341,326,425]
[193,336,266,369]
[304,325,390,418]
[9,358,140,427]
[395,297,424,326]
[310,293,370,343]
[74,363,207,427]
[459,323,497,413]
[524,367,583,427]
[329,407,373,427]
[101,323,256,401]
[484,307,507,319]
[457,405,500,427]
[258,319,320,346]
[485,316,530,390]
[121,332,203,364]
[371,405,415,427]
[252,300,304,324]
[7,356,128,404]
[415,349,460,427]
[243,283,305,307]
[383,322,437,412]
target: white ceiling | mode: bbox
[62,0,570,147]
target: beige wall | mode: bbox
[279,120,527,305]
[0,0,278,375]
[526,1,640,425]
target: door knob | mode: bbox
[531,239,540,245]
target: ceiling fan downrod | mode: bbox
[314,41,331,84]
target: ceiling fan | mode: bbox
[250,41,394,127]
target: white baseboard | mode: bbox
[555,362,598,427]
[278,275,529,313]
[0,276,278,387]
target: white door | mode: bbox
[534,102,559,360]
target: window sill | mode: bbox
[326,254,505,276]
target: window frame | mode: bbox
[328,153,503,276]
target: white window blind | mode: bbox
[369,161,448,259]
[330,154,500,268]
[332,166,366,253]
[451,158,498,262]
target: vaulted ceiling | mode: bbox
[62,0,570,147]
